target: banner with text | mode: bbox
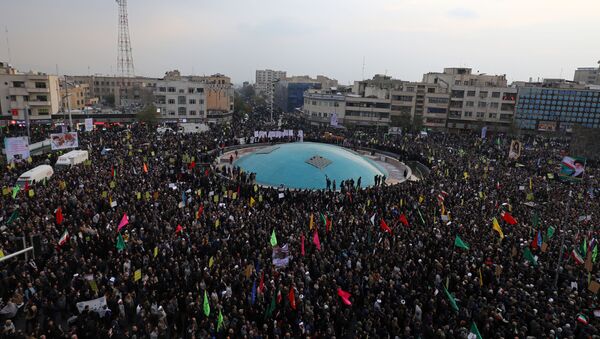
[51,132,79,150]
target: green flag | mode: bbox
[12,185,20,199]
[593,244,598,263]
[523,247,537,266]
[582,238,588,257]
[203,290,210,317]
[217,310,224,331]
[454,235,469,250]
[116,233,125,252]
[6,210,19,225]
[532,212,539,228]
[443,286,459,312]
[265,290,277,318]
[469,322,483,339]
[547,226,555,239]
[320,213,326,226]
[270,230,277,247]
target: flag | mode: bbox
[259,271,265,293]
[12,185,20,199]
[58,230,69,247]
[251,280,257,305]
[143,163,148,173]
[380,219,392,234]
[300,233,305,256]
[547,226,555,239]
[593,244,598,263]
[209,256,214,268]
[309,213,314,230]
[112,166,116,177]
[250,197,255,207]
[153,246,158,258]
[24,181,29,192]
[582,238,588,257]
[454,235,469,250]
[478,268,483,287]
[203,290,210,317]
[117,213,129,232]
[443,286,459,312]
[196,204,204,219]
[524,247,538,266]
[532,212,540,228]
[175,224,183,234]
[270,230,277,247]
[288,287,296,310]
[370,214,376,225]
[277,290,282,304]
[501,211,517,225]
[468,322,483,339]
[182,190,186,206]
[492,218,504,239]
[529,177,533,191]
[6,210,19,225]
[313,229,321,251]
[337,288,352,306]
[572,249,585,265]
[326,217,332,233]
[265,291,276,318]
[116,233,125,252]
[536,231,543,248]
[577,313,589,325]
[399,213,409,227]
[217,310,224,331]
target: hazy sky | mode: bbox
[1,0,599,84]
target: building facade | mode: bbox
[301,88,347,126]
[274,75,337,113]
[255,69,286,95]
[515,80,600,132]
[390,82,450,129]
[574,66,600,85]
[69,75,156,107]
[0,61,60,123]
[60,83,91,111]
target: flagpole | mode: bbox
[553,189,571,289]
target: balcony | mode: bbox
[8,87,28,96]
[28,101,50,106]
[28,87,50,93]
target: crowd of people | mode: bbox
[0,112,599,338]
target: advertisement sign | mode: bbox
[4,136,30,163]
[85,118,94,132]
[537,121,557,132]
[50,132,79,150]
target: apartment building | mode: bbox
[274,75,338,113]
[423,68,516,131]
[574,65,600,85]
[390,82,450,129]
[69,74,156,107]
[302,88,347,126]
[0,61,60,123]
[255,69,286,95]
[60,83,91,111]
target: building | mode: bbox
[60,83,92,111]
[423,68,516,131]
[515,79,600,132]
[274,75,337,113]
[301,88,347,127]
[0,61,60,124]
[154,71,234,124]
[574,64,600,85]
[69,74,156,107]
[390,82,450,129]
[255,69,286,95]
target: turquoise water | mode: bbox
[234,142,388,190]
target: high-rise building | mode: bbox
[255,69,286,95]
[0,61,60,124]
[274,75,338,113]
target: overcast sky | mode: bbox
[1,0,599,84]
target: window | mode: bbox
[36,95,48,101]
[393,95,413,102]
[492,92,500,98]
[12,81,24,88]
[428,97,449,104]
[466,101,474,107]
[454,80,460,85]
[189,99,196,105]
[478,102,487,108]
[200,99,204,104]
[479,91,488,98]
[467,91,476,97]
[35,82,47,88]
[169,111,175,116]
[189,110,196,115]
[178,107,186,115]
[488,113,497,119]
[464,111,473,117]
[188,88,195,93]
[196,88,204,93]
[168,99,175,104]
[178,96,186,104]
[476,112,484,118]
[159,87,166,92]
[427,88,435,93]
[500,113,512,121]
[490,102,499,109]
[168,87,176,93]
[38,108,49,115]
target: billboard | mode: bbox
[50,132,79,150]
[4,137,30,163]
[559,156,586,181]
[537,121,557,132]
[85,118,94,132]
[508,140,522,160]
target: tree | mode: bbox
[137,104,159,123]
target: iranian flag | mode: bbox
[58,230,69,246]
[577,313,589,325]
[572,249,585,265]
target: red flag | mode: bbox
[380,219,392,234]
[112,166,115,177]
[175,224,183,234]
[346,191,353,203]
[288,287,296,310]
[196,204,204,219]
[117,213,129,232]
[237,185,240,197]
[313,229,321,251]
[501,211,517,225]
[259,271,265,293]
[204,169,209,176]
[337,288,352,306]
[189,161,196,170]
[326,218,332,233]
[277,290,282,304]
[55,207,64,225]
[399,213,409,227]
[24,181,30,192]
[301,233,305,256]
[143,163,148,173]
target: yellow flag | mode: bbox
[89,280,99,293]
[2,187,9,196]
[463,172,469,180]
[215,219,220,228]
[309,213,314,230]
[418,195,424,204]
[441,203,446,216]
[134,269,142,282]
[492,217,504,239]
[145,192,151,200]
[102,191,108,198]
[136,192,141,200]
[213,195,219,203]
[209,256,214,268]
[154,192,159,200]
[110,181,116,189]
[28,189,34,198]
[529,178,533,191]
[153,246,158,258]
[59,181,66,190]
[232,192,237,200]
[254,184,258,192]
[479,268,483,287]
[258,195,263,202]
[27,157,32,164]
[478,191,483,199]
[250,197,256,207]
[0,249,4,258]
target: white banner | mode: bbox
[4,136,30,163]
[85,118,94,132]
[272,244,291,268]
[51,132,79,150]
[76,296,107,316]
[330,113,338,127]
